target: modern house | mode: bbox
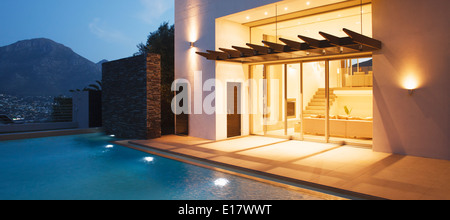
[174,0,450,160]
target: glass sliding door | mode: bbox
[264,64,286,136]
[249,57,373,146]
[286,63,302,137]
[302,61,327,142]
[249,65,265,135]
[328,58,373,145]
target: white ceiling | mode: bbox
[256,4,373,41]
[222,0,351,23]
[220,0,372,42]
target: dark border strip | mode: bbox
[0,128,103,141]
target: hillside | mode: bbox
[0,38,102,96]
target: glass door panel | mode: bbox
[286,63,301,137]
[302,61,327,142]
[264,64,285,136]
[249,65,265,135]
[329,58,373,145]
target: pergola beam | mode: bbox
[246,43,274,55]
[343,28,382,49]
[298,35,333,48]
[206,50,229,60]
[232,46,258,57]
[196,29,382,63]
[219,48,242,58]
[279,38,312,51]
[262,41,294,53]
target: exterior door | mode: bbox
[227,82,241,138]
[175,83,189,135]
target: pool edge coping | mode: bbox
[117,139,388,201]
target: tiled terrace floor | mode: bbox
[126,135,450,200]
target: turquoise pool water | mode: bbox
[0,133,323,200]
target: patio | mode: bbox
[124,135,450,200]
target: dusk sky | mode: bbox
[0,0,174,62]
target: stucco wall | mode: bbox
[175,0,279,140]
[372,0,450,160]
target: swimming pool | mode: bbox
[0,133,326,200]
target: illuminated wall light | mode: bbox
[190,42,195,48]
[403,75,419,96]
[246,16,250,20]
[106,145,114,149]
[306,2,311,6]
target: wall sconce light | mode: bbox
[189,42,195,48]
[403,76,418,96]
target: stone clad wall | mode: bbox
[102,54,161,139]
[146,54,162,139]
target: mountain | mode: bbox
[96,59,109,71]
[0,38,102,96]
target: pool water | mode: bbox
[0,133,323,200]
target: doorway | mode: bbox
[175,82,189,135]
[227,82,242,138]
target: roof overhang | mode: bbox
[196,28,381,64]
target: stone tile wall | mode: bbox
[102,54,161,139]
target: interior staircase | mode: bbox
[303,88,336,118]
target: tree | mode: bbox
[136,22,175,134]
[69,80,102,92]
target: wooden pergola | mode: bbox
[196,28,381,63]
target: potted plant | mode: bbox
[344,106,353,119]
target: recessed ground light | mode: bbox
[143,157,154,163]
[214,178,229,187]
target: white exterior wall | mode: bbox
[372,0,450,160]
[175,0,279,140]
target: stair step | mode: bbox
[306,106,326,110]
[304,110,325,114]
[314,95,336,99]
[309,102,325,106]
